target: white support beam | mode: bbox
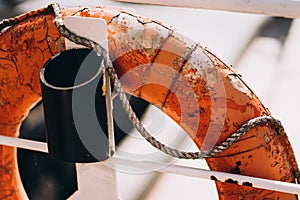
[114,0,300,18]
[0,135,299,195]
[108,156,300,195]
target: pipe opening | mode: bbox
[41,48,102,90]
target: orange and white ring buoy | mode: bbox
[0,4,299,199]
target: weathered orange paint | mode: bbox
[0,5,298,199]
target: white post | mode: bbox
[64,16,119,200]
[68,163,118,200]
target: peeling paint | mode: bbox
[171,31,196,52]
[264,133,271,144]
[182,45,218,88]
[0,5,298,200]
[108,13,169,56]
[228,74,252,98]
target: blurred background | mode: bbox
[1,0,299,199]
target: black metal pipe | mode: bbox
[40,48,109,163]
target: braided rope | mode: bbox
[50,3,286,159]
[0,6,53,32]
[0,18,17,32]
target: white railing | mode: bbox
[115,0,300,18]
[0,135,299,195]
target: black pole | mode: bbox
[40,48,109,163]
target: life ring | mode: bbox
[0,4,298,199]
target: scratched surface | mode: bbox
[3,1,298,200]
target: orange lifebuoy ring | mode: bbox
[0,4,298,199]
